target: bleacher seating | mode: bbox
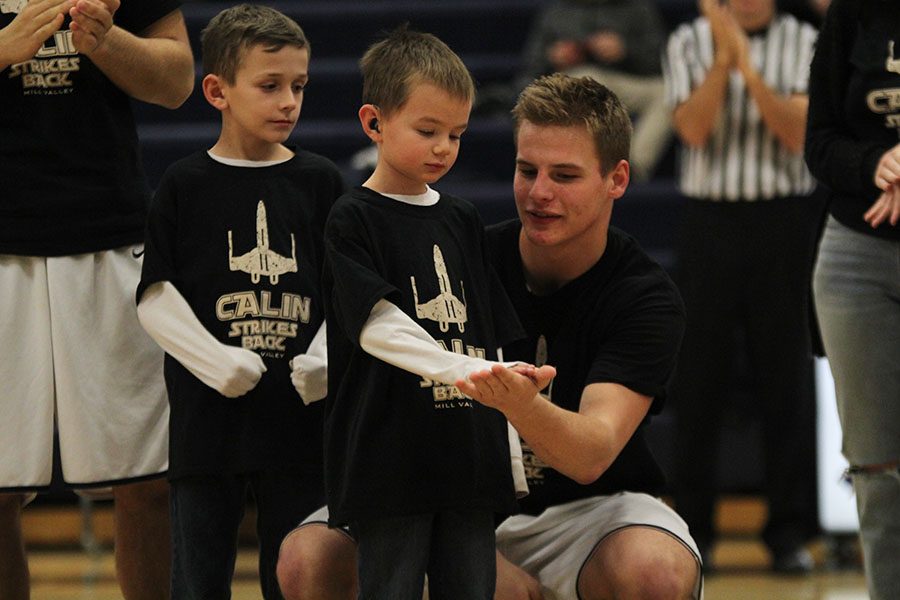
[137,0,700,263]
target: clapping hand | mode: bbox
[69,0,118,55]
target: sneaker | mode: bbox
[771,546,815,574]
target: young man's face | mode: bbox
[374,82,471,195]
[514,121,624,252]
[220,44,309,150]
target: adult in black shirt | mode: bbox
[277,74,702,600]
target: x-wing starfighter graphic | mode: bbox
[228,200,297,285]
[410,244,467,333]
[0,0,27,15]
[888,41,900,75]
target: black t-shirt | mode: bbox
[805,0,900,241]
[487,219,685,515]
[137,150,345,479]
[0,1,181,256]
[323,187,524,525]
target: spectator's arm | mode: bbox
[672,59,730,147]
[732,16,808,153]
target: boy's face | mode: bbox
[514,121,626,252]
[219,44,309,151]
[373,82,471,195]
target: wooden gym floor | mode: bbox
[22,496,869,600]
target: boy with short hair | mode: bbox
[135,5,344,598]
[322,27,541,600]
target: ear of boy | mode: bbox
[358,104,382,141]
[202,74,228,111]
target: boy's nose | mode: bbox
[280,91,299,110]
[433,137,450,155]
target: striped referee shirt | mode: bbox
[663,13,818,201]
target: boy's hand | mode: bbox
[456,364,556,414]
[215,345,266,398]
[290,354,328,405]
[0,0,73,67]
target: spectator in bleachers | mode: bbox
[0,1,193,599]
[514,0,672,181]
[805,1,900,597]
[663,0,824,573]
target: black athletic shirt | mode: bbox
[137,150,344,478]
[0,1,181,256]
[487,219,685,515]
[323,186,524,526]
[805,0,900,241]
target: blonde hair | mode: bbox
[513,74,632,175]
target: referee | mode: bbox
[662,0,824,573]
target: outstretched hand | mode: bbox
[456,363,556,414]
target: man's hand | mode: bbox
[456,364,556,413]
[69,0,118,55]
[0,0,73,67]
[699,0,735,68]
[495,551,547,600]
[724,10,752,76]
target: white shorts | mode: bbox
[291,494,702,600]
[495,493,703,600]
[0,247,168,490]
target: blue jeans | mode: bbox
[813,216,900,600]
[170,470,323,600]
[353,509,496,600]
